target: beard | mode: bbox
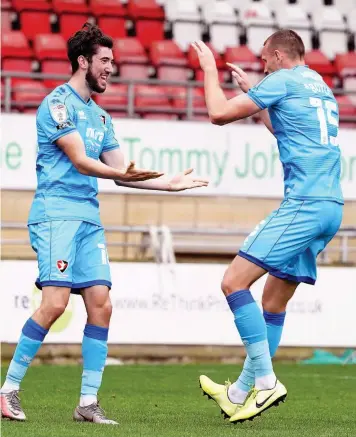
[86,66,106,93]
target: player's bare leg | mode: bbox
[73,285,118,425]
[1,287,70,421]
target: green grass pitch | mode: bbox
[1,363,356,437]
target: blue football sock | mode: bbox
[234,310,286,394]
[226,290,275,391]
[80,324,108,405]
[2,318,48,391]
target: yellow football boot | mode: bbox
[229,380,287,423]
[199,375,242,419]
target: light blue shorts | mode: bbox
[239,199,343,285]
[28,220,111,294]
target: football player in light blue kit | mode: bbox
[193,29,343,423]
[0,23,208,424]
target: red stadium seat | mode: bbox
[12,0,51,11]
[135,20,164,49]
[334,52,356,77]
[95,84,128,109]
[20,11,51,40]
[135,85,172,112]
[2,11,14,31]
[128,0,164,48]
[2,31,33,58]
[322,75,334,88]
[1,0,12,10]
[142,113,178,120]
[304,50,335,76]
[157,66,189,81]
[195,69,226,83]
[128,0,164,20]
[150,41,187,67]
[12,80,48,109]
[34,34,67,61]
[42,60,71,88]
[113,38,150,78]
[187,43,224,70]
[53,0,90,40]
[53,0,89,14]
[97,17,126,39]
[120,64,150,79]
[336,95,356,117]
[109,111,130,118]
[90,0,126,17]
[169,86,206,109]
[59,15,92,40]
[2,58,33,72]
[113,38,148,64]
[224,45,262,71]
[150,40,188,81]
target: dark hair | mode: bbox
[264,29,305,59]
[67,23,113,73]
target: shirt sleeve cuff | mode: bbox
[49,127,78,143]
[103,143,120,152]
[247,91,266,110]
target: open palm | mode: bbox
[168,168,209,192]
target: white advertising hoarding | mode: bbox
[1,114,355,199]
[1,261,355,347]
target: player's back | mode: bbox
[29,83,119,226]
[248,65,343,204]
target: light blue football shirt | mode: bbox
[248,65,343,204]
[28,83,120,226]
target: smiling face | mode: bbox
[85,45,114,93]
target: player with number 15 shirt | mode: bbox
[193,29,343,424]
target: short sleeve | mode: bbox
[247,72,287,110]
[102,115,120,152]
[37,97,77,143]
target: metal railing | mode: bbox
[2,222,356,265]
[2,71,356,122]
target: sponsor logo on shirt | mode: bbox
[50,103,68,123]
[56,121,75,130]
[86,127,104,143]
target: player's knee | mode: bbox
[221,268,249,296]
[92,298,112,321]
[101,299,113,320]
[221,269,238,296]
[262,293,285,313]
[40,300,67,323]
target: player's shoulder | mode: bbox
[254,69,287,89]
[38,84,74,114]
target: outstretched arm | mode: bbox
[101,148,209,192]
[192,41,261,125]
[56,132,163,182]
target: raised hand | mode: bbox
[118,161,164,182]
[226,63,252,93]
[168,168,209,192]
[191,41,217,72]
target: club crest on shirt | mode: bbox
[57,260,68,273]
[50,103,68,123]
[100,115,106,125]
